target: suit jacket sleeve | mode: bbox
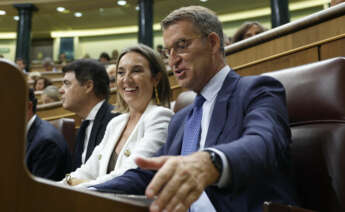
[213,76,291,193]
[29,139,69,181]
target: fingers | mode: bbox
[148,157,204,212]
[146,158,177,199]
[135,156,171,170]
[171,190,202,212]
[69,178,89,186]
[163,176,202,212]
[143,153,213,212]
[151,164,190,211]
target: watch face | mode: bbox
[205,150,222,174]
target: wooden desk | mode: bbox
[28,77,64,89]
[40,71,64,80]
[31,64,63,72]
[36,101,81,126]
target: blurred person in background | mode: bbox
[331,0,345,6]
[42,85,61,104]
[106,64,117,89]
[111,49,119,64]
[57,53,69,65]
[43,57,57,72]
[33,76,52,91]
[15,57,28,73]
[99,52,111,65]
[232,21,267,43]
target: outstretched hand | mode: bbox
[135,152,220,212]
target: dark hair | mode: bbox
[156,44,163,50]
[109,76,116,83]
[232,21,267,43]
[63,59,110,100]
[29,88,37,114]
[33,77,52,91]
[115,44,171,112]
[99,52,111,61]
[161,6,225,55]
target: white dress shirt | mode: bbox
[191,65,231,212]
[81,100,105,163]
[26,114,37,136]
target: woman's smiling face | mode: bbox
[116,51,157,112]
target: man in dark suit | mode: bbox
[92,6,297,212]
[26,89,71,181]
[60,59,119,171]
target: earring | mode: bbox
[154,86,160,105]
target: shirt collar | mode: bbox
[85,100,105,121]
[26,114,37,135]
[200,65,231,102]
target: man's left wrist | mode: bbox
[203,150,223,176]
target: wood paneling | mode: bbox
[168,72,178,87]
[226,11,345,74]
[51,78,63,88]
[320,37,345,60]
[40,71,64,80]
[31,64,63,73]
[236,47,319,76]
[28,78,64,89]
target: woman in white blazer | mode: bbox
[62,44,173,188]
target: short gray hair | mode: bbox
[161,5,224,55]
[42,85,60,101]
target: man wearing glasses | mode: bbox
[93,6,297,212]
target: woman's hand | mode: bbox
[67,177,90,186]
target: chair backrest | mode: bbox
[49,118,76,153]
[264,57,345,212]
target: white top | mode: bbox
[66,104,174,188]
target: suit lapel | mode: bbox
[166,106,192,156]
[205,71,240,147]
[172,116,188,155]
[86,101,108,159]
[26,117,40,152]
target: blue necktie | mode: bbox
[181,95,205,155]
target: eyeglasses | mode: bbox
[163,37,201,59]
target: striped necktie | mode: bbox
[181,94,205,155]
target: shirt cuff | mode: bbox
[202,147,231,188]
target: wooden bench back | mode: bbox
[0,59,148,212]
